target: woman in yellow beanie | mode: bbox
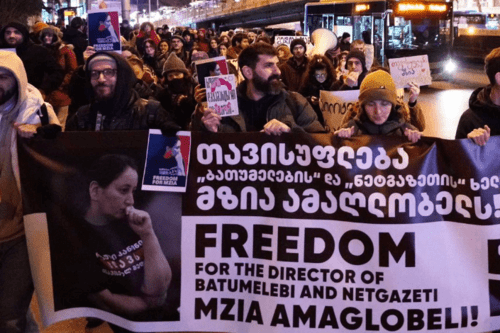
[335,70,422,143]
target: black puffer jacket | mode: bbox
[455,86,500,139]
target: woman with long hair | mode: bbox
[142,38,162,77]
[207,37,219,58]
[298,55,337,126]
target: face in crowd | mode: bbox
[0,68,17,105]
[347,57,363,73]
[314,69,327,84]
[219,44,228,56]
[171,38,183,51]
[159,41,169,54]
[210,39,218,50]
[292,44,305,60]
[144,42,155,57]
[249,54,282,95]
[4,27,23,47]
[240,38,250,49]
[364,100,392,125]
[90,58,118,101]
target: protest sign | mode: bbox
[87,10,121,52]
[205,74,239,117]
[195,56,228,88]
[142,130,191,192]
[320,90,359,132]
[19,131,500,332]
[90,0,122,10]
[274,35,310,47]
[389,55,432,88]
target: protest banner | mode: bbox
[87,10,121,52]
[320,90,359,132]
[142,130,191,192]
[195,56,229,88]
[205,74,239,117]
[388,55,432,89]
[19,131,500,332]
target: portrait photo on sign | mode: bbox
[142,130,191,192]
[88,10,121,52]
[18,133,183,330]
[195,56,229,88]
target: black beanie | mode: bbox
[346,50,366,71]
[290,38,306,52]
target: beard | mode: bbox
[0,85,17,106]
[167,78,190,95]
[252,73,283,95]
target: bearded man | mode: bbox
[197,42,323,133]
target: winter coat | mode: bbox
[341,101,417,136]
[66,52,179,133]
[455,86,500,139]
[279,57,309,92]
[0,51,59,243]
[193,81,324,133]
[42,37,78,107]
[0,23,64,95]
[62,26,88,65]
[341,98,426,132]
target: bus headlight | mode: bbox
[444,59,456,73]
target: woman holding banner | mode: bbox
[335,70,422,142]
[64,154,172,332]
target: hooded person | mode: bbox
[62,16,88,65]
[0,50,60,333]
[0,22,64,99]
[332,49,368,90]
[66,51,180,133]
[39,27,78,129]
[335,70,422,142]
[155,52,197,130]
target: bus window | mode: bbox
[388,17,450,50]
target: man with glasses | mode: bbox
[66,52,180,132]
[279,38,309,92]
[168,35,190,67]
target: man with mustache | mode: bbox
[0,51,60,333]
[66,52,180,132]
[0,22,64,100]
[197,42,324,134]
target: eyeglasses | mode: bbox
[314,73,327,79]
[90,69,117,80]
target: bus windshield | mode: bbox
[387,17,451,50]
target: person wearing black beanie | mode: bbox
[332,49,367,90]
[279,37,309,92]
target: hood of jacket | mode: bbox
[85,51,136,116]
[0,51,28,116]
[468,85,500,117]
[351,98,412,134]
[0,22,31,51]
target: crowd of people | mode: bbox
[0,16,497,333]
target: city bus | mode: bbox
[304,0,456,78]
[453,11,500,59]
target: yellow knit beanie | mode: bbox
[359,70,397,106]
